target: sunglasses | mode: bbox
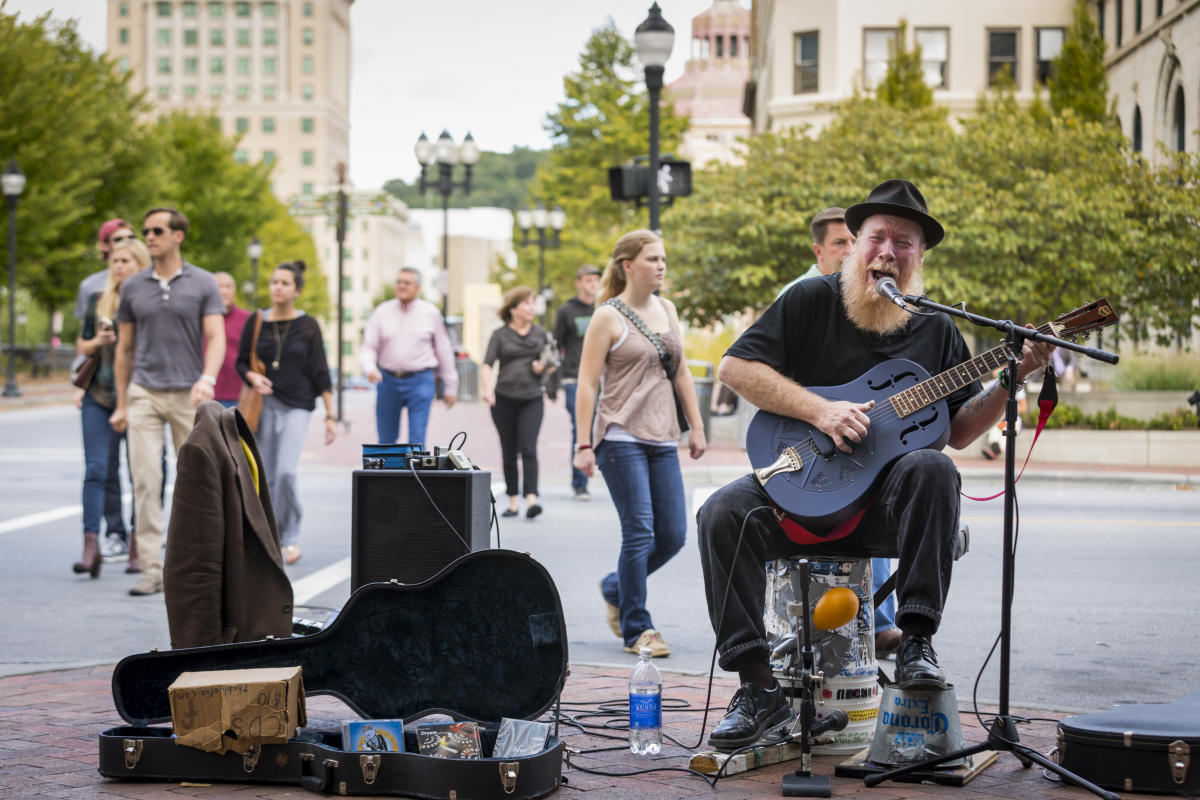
[109,234,136,245]
[142,226,173,237]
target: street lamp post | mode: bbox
[3,160,26,399]
[634,3,675,235]
[516,204,565,327]
[245,236,263,308]
[335,162,348,425]
[415,130,480,318]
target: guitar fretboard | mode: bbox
[890,323,1051,417]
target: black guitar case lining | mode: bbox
[1056,690,1200,794]
[98,549,566,798]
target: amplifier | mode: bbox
[350,469,493,591]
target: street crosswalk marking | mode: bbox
[292,557,351,605]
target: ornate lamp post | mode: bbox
[243,235,263,306]
[633,3,675,234]
[415,130,480,318]
[335,162,348,424]
[3,160,26,399]
[516,204,565,327]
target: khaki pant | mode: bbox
[127,383,195,579]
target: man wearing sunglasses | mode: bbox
[110,207,225,596]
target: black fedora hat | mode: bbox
[844,179,944,249]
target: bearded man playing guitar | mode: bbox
[699,179,1054,750]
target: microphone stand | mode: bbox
[862,295,1120,800]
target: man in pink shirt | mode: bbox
[210,272,252,407]
[359,267,458,446]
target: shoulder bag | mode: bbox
[604,298,689,434]
[237,311,265,432]
[71,352,101,389]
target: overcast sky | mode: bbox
[6,0,727,189]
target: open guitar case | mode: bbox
[98,549,568,799]
[1055,691,1200,794]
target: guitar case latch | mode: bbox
[122,738,143,769]
[1169,739,1190,784]
[359,753,380,784]
[242,744,261,774]
[500,761,519,794]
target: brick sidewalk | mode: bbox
[0,662,1143,800]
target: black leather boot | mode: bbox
[707,680,792,750]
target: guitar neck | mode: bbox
[891,323,1050,417]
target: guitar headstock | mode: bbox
[1049,298,1118,342]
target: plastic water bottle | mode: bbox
[628,646,663,755]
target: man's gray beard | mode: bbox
[839,252,925,335]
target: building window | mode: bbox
[263,85,277,101]
[863,28,897,90]
[263,117,276,133]
[236,85,249,99]
[342,276,351,292]
[235,2,250,17]
[119,27,129,44]
[209,1,224,18]
[1135,0,1143,32]
[342,341,352,357]
[210,85,224,98]
[157,85,171,99]
[235,117,249,134]
[210,56,224,74]
[157,57,172,74]
[1097,1,1105,42]
[343,308,353,323]
[184,28,198,45]
[988,29,1019,86]
[234,149,248,164]
[304,2,313,17]
[302,182,314,194]
[184,85,197,98]
[236,56,250,75]
[263,2,278,17]
[730,35,738,57]
[263,29,278,46]
[211,28,225,46]
[1156,0,1163,17]
[183,1,197,17]
[1132,105,1143,152]
[1172,86,1186,151]
[157,29,172,46]
[1036,28,1065,85]
[301,117,314,133]
[302,84,314,101]
[915,28,948,88]
[793,32,818,93]
[237,28,250,46]
[120,2,129,16]
[693,36,710,59]
[1115,0,1123,46]
[302,55,314,74]
[303,27,314,45]
[117,56,130,72]
[263,149,276,164]
[184,57,198,74]
[715,35,724,58]
[302,150,314,166]
[156,2,171,17]
[263,57,277,76]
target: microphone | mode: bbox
[876,277,907,308]
[785,709,849,742]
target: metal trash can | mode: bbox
[456,356,479,402]
[687,359,714,440]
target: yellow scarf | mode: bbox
[238,436,260,495]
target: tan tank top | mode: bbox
[592,297,684,444]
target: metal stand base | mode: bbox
[781,772,831,797]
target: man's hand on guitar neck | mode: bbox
[815,399,876,454]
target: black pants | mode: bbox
[490,393,544,497]
[697,449,961,671]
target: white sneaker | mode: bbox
[100,533,129,563]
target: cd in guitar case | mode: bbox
[98,549,567,799]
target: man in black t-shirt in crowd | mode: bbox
[698,180,1053,750]
[552,264,601,501]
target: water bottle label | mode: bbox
[629,693,661,729]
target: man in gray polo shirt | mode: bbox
[111,207,225,596]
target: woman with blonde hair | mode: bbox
[73,238,150,577]
[573,230,706,657]
[481,286,555,519]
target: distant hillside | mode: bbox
[384,146,548,210]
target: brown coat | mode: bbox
[164,401,293,649]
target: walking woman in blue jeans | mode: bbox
[573,230,706,657]
[73,238,148,577]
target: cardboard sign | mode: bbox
[168,667,306,754]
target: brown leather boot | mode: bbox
[126,536,141,574]
[73,532,101,578]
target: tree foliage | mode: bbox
[1049,0,1110,122]
[384,147,547,211]
[513,21,688,308]
[876,19,933,111]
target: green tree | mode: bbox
[0,8,154,316]
[384,147,547,210]
[517,22,688,308]
[1048,0,1110,122]
[876,19,933,110]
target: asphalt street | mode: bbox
[1,396,1197,715]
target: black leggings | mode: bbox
[490,393,544,497]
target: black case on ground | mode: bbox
[98,549,567,799]
[1056,690,1200,794]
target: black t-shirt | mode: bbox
[726,274,980,417]
[553,296,594,381]
[236,312,332,411]
[483,323,549,401]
